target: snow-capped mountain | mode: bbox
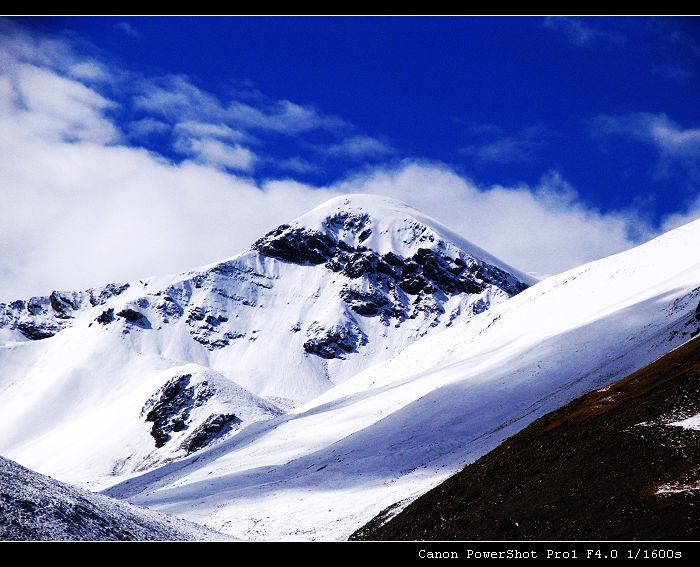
[102,216,700,540]
[0,194,530,484]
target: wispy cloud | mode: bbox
[271,157,321,174]
[226,99,348,135]
[133,75,222,120]
[323,135,394,159]
[171,119,256,171]
[67,61,111,82]
[544,17,625,47]
[184,138,256,171]
[133,76,348,136]
[651,62,694,84]
[115,21,141,40]
[174,120,249,143]
[9,63,118,144]
[128,117,170,139]
[461,124,547,165]
[593,112,700,179]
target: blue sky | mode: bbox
[1,17,699,299]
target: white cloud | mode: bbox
[593,112,700,179]
[115,21,141,39]
[661,195,700,232]
[324,135,394,158]
[226,99,348,134]
[174,120,248,142]
[3,63,118,144]
[271,156,321,174]
[68,61,111,82]
[461,125,546,164]
[133,75,222,120]
[184,138,257,171]
[0,76,690,300]
[544,17,625,47]
[0,20,80,71]
[0,124,329,300]
[133,76,348,137]
[171,120,256,171]
[2,20,700,303]
[129,117,170,138]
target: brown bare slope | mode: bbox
[352,336,700,541]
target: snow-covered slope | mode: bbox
[103,217,700,540]
[0,455,224,540]
[0,194,529,485]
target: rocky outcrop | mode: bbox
[96,308,115,325]
[252,220,528,360]
[181,413,239,454]
[185,306,243,350]
[0,283,129,340]
[253,225,336,265]
[303,322,367,359]
[141,375,214,448]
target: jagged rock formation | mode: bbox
[0,283,129,340]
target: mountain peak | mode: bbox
[288,193,534,285]
[296,193,418,222]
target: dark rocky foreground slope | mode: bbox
[0,456,223,540]
[353,336,700,541]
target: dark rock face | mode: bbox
[88,283,130,307]
[253,225,336,265]
[255,223,526,301]
[181,413,239,454]
[116,308,144,323]
[141,375,214,448]
[141,376,240,454]
[253,218,528,360]
[49,291,81,319]
[96,308,115,325]
[340,287,401,320]
[303,322,367,359]
[16,321,57,340]
[324,211,371,236]
[155,295,184,323]
[696,301,700,320]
